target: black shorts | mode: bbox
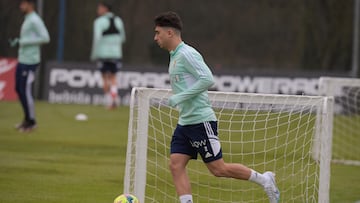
[170,121,223,163]
[97,59,122,74]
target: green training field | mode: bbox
[0,101,359,203]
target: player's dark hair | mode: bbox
[99,1,112,11]
[21,0,36,4]
[154,11,183,32]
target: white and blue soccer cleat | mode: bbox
[263,171,280,203]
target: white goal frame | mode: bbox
[124,87,334,203]
[318,77,360,166]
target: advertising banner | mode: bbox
[43,62,321,106]
[0,58,18,101]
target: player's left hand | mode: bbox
[168,95,177,107]
[8,38,19,47]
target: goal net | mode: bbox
[124,87,333,203]
[318,77,360,166]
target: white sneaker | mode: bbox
[263,171,280,203]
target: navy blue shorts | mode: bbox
[97,59,122,74]
[170,121,223,163]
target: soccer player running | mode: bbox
[91,2,126,109]
[10,0,50,132]
[153,12,280,203]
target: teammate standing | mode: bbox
[11,0,50,132]
[91,2,126,109]
[153,11,280,203]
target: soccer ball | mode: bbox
[113,194,139,203]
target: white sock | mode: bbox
[179,194,193,203]
[110,85,118,97]
[248,169,267,186]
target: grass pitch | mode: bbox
[0,101,129,203]
[0,101,359,202]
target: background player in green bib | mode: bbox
[154,12,280,203]
[91,2,126,109]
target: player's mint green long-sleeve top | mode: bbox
[18,11,50,65]
[91,12,126,61]
[169,42,217,125]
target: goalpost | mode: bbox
[124,87,333,203]
[318,77,360,166]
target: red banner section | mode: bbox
[0,57,18,101]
